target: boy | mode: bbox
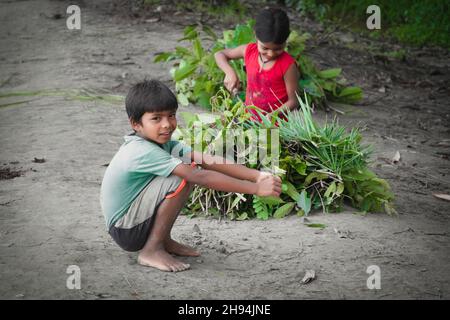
[100,80,281,272]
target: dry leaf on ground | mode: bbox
[433,194,450,202]
[392,151,401,164]
[301,270,316,284]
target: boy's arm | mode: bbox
[172,162,281,197]
[214,44,247,93]
[187,151,263,182]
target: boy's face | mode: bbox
[256,40,286,62]
[131,110,177,145]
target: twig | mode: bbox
[358,92,390,106]
[327,104,345,115]
[0,73,18,88]
[314,185,326,214]
[393,228,414,235]
[123,275,140,300]
[224,248,252,258]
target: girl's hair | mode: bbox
[255,8,290,44]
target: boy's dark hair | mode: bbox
[125,79,178,123]
[254,8,290,44]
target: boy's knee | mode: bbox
[163,174,193,200]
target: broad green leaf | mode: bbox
[259,196,285,206]
[153,52,172,63]
[197,91,212,109]
[175,46,191,56]
[322,80,337,93]
[324,181,336,198]
[222,30,234,46]
[338,86,363,97]
[236,212,249,221]
[318,68,341,79]
[192,38,204,60]
[305,172,329,186]
[284,181,301,202]
[296,209,305,217]
[297,190,312,216]
[293,161,307,175]
[306,223,327,229]
[335,86,363,103]
[256,210,269,220]
[231,23,255,48]
[180,25,198,41]
[174,63,197,81]
[336,183,345,196]
[274,202,295,219]
[299,78,323,97]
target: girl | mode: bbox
[215,8,299,121]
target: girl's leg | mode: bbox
[137,182,193,272]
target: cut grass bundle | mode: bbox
[178,89,395,220]
[275,94,371,177]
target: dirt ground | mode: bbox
[0,0,449,300]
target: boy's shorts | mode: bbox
[109,167,195,252]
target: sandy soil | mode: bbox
[0,0,449,300]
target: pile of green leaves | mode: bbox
[155,20,362,110]
[173,88,255,220]
[176,89,395,220]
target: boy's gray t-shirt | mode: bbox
[100,134,191,229]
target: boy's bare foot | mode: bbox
[137,249,190,272]
[165,238,201,257]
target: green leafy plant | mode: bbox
[155,20,363,110]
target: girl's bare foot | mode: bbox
[165,238,201,257]
[137,249,190,272]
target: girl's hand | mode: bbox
[224,72,240,93]
[255,174,282,197]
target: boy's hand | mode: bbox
[224,72,240,93]
[255,171,273,183]
[255,174,282,197]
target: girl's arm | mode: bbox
[270,63,300,114]
[283,63,300,110]
[214,44,247,93]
